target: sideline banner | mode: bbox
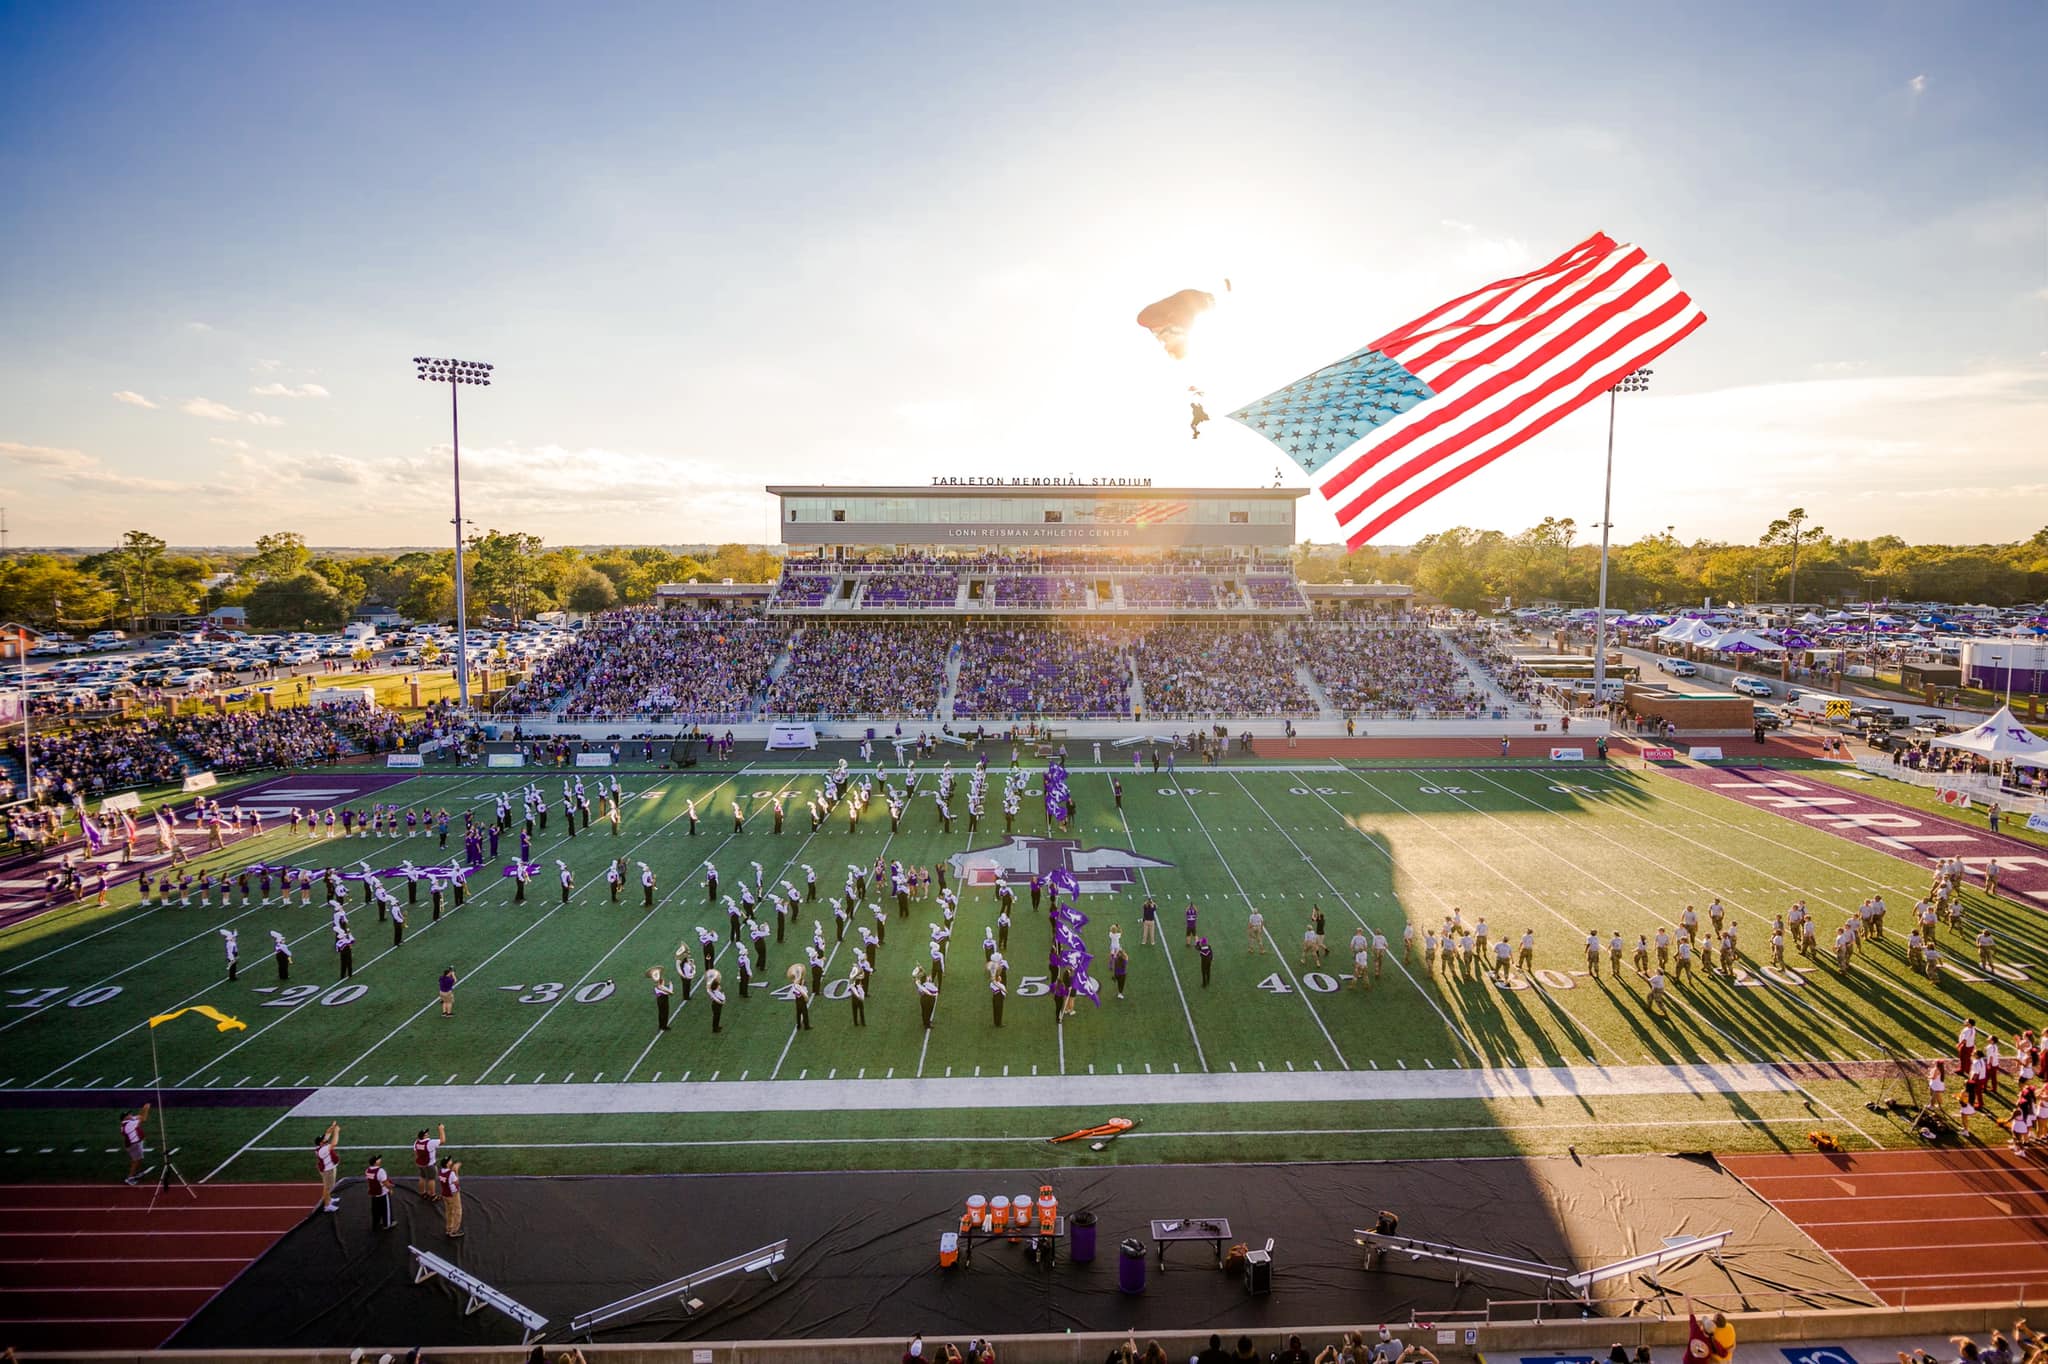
[181,771,218,793]
[765,723,817,751]
[574,752,614,768]
[2026,811,2048,834]
[1548,747,1584,761]
[1640,746,1676,761]
[1937,787,1972,810]
[1690,746,1724,761]
[386,754,424,769]
[486,752,525,769]
[99,792,143,815]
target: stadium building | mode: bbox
[656,484,1411,616]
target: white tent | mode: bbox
[1658,619,1721,645]
[1703,629,1785,653]
[1931,706,2048,769]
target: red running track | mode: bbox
[1723,1147,2048,1308]
[0,1181,317,1352]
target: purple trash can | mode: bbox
[1118,1237,1147,1294]
[1070,1210,1097,1264]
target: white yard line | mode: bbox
[350,770,757,1087]
[1230,774,1485,1064]
[1341,768,1881,1146]
[1111,776,1207,1071]
[1170,778,1349,1068]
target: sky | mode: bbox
[0,0,2043,551]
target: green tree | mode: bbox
[243,571,349,630]
[85,530,184,627]
[243,531,312,583]
[1760,508,1825,606]
[465,530,547,621]
[0,555,116,628]
[397,571,457,624]
[562,565,619,614]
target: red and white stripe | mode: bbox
[1318,232,1705,547]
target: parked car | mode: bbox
[1658,657,1699,677]
[1729,677,1774,698]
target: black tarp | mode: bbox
[168,1154,1874,1352]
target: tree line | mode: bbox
[1298,513,2048,612]
[0,531,782,632]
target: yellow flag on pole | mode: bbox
[147,1004,247,1033]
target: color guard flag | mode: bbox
[147,1004,247,1032]
[1229,231,1706,547]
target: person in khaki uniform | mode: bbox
[438,1156,464,1238]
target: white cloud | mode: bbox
[0,438,211,497]
[184,321,214,334]
[181,397,246,421]
[111,390,158,409]
[181,397,284,427]
[0,441,94,472]
[1908,74,1927,95]
[61,466,196,494]
[250,382,329,399]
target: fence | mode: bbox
[1852,755,2044,813]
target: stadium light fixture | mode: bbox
[413,357,494,711]
[1591,368,1651,706]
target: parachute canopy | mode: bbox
[1136,289,1215,360]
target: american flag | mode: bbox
[1229,231,1705,547]
[1090,500,1189,525]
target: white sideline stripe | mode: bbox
[286,1060,1799,1118]
[250,1115,1823,1152]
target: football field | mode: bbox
[2,755,2040,1183]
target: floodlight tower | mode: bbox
[1590,368,1652,704]
[412,357,493,711]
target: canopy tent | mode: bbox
[1705,629,1785,654]
[1930,706,2048,770]
[1658,619,1722,645]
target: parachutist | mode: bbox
[1190,402,1210,439]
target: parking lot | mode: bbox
[17,622,575,713]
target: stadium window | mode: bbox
[832,508,846,523]
[1229,510,1249,524]
[1044,510,1063,524]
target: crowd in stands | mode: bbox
[1131,624,1316,718]
[986,575,1091,609]
[5,698,443,802]
[953,624,1132,718]
[508,609,783,721]
[1123,575,1219,610]
[857,571,959,608]
[1289,623,1480,717]
[774,571,836,606]
[170,708,351,771]
[326,698,467,755]
[764,621,951,719]
[1451,626,1547,709]
[13,725,185,801]
[1243,575,1307,609]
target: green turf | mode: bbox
[3,759,2040,1181]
